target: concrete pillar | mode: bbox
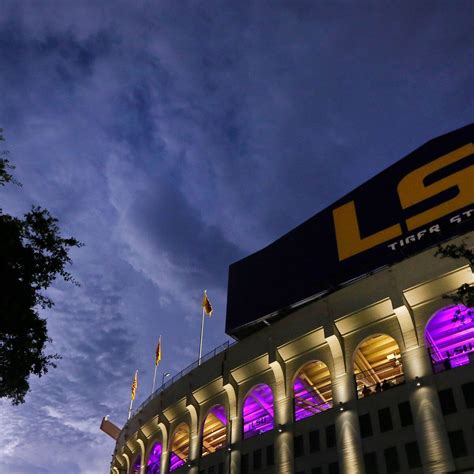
[332,373,364,474]
[228,415,242,474]
[161,449,169,474]
[189,430,200,474]
[274,395,294,474]
[402,346,455,473]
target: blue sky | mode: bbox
[0,1,472,472]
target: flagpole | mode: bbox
[152,363,158,394]
[128,398,134,420]
[198,305,205,365]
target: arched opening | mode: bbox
[132,454,141,474]
[242,383,274,440]
[425,305,474,372]
[353,334,404,399]
[170,423,190,471]
[146,442,162,474]
[293,360,333,421]
[201,405,227,456]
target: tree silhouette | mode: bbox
[435,241,474,309]
[0,129,82,404]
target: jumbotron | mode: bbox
[107,124,474,474]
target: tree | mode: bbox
[435,241,474,309]
[0,129,82,404]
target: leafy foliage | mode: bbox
[435,241,474,308]
[0,130,82,404]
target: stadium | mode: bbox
[108,124,473,474]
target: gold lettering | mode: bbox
[398,144,474,231]
[333,201,402,261]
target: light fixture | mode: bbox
[227,447,232,452]
[415,376,421,387]
[277,424,284,433]
[339,402,344,411]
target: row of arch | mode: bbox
[128,305,473,473]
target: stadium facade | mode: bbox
[110,125,473,474]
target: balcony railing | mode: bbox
[131,340,236,418]
[427,344,474,374]
[355,360,405,399]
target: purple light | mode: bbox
[209,405,227,426]
[132,455,141,474]
[169,452,185,472]
[146,442,162,474]
[242,384,274,439]
[425,305,474,370]
[293,376,332,421]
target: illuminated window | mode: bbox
[242,384,274,439]
[293,360,333,421]
[147,442,162,474]
[132,455,141,474]
[170,423,190,471]
[202,405,227,456]
[354,334,405,399]
[425,305,474,372]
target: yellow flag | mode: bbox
[131,370,138,400]
[155,336,162,366]
[202,290,213,316]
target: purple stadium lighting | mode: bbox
[132,455,141,474]
[210,405,227,426]
[425,305,474,371]
[146,442,162,474]
[242,384,274,439]
[169,452,185,472]
[293,377,332,421]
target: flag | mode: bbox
[202,290,213,316]
[131,370,138,400]
[155,336,162,366]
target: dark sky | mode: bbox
[0,1,472,472]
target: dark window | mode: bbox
[359,413,373,438]
[328,462,339,474]
[438,388,457,415]
[398,401,413,426]
[448,430,468,458]
[384,446,400,474]
[241,454,249,474]
[378,407,393,432]
[253,449,262,471]
[296,471,305,474]
[325,425,336,448]
[462,381,474,408]
[209,466,215,474]
[294,435,304,457]
[309,430,320,452]
[266,445,274,466]
[218,463,224,474]
[200,470,206,474]
[311,469,322,474]
[405,441,422,469]
[364,452,378,474]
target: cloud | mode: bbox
[0,1,473,472]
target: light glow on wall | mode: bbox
[146,442,162,474]
[425,305,474,371]
[242,384,274,439]
[169,424,190,471]
[202,405,227,456]
[293,361,333,421]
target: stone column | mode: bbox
[332,372,364,474]
[189,429,200,474]
[228,415,242,474]
[402,345,455,473]
[273,395,294,474]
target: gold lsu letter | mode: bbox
[333,143,473,261]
